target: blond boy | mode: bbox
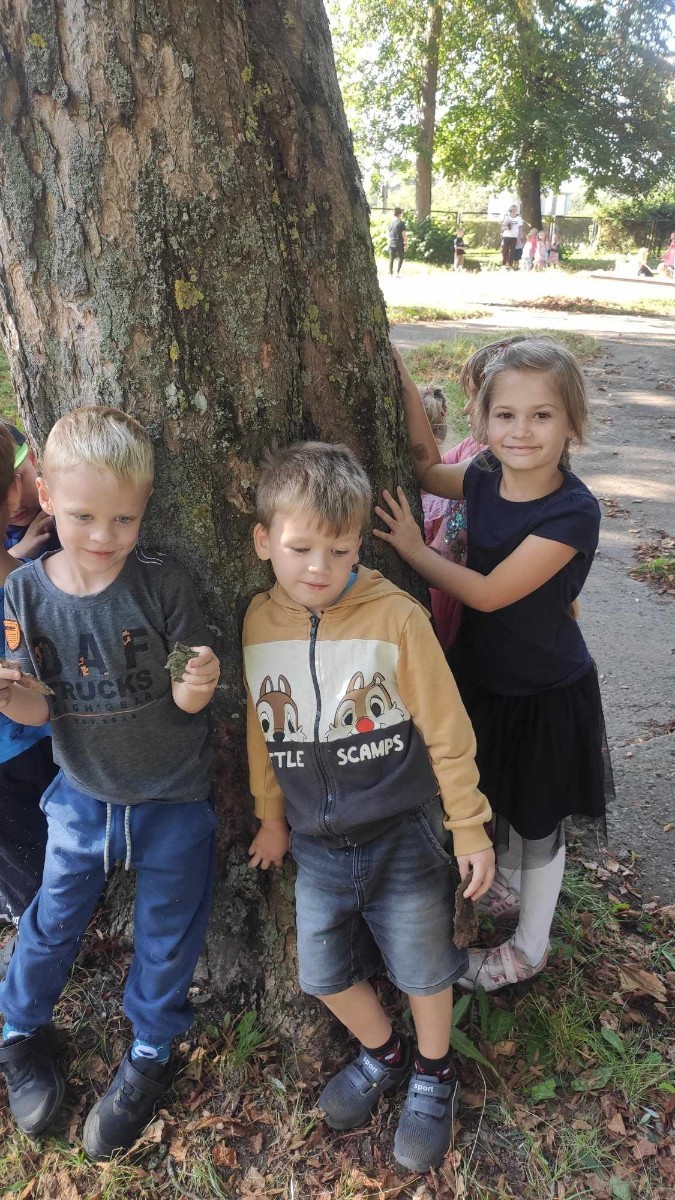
[0,408,219,1159]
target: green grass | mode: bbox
[402,328,600,441]
[630,555,675,587]
[387,304,491,323]
[0,349,19,426]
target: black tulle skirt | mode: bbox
[449,654,613,860]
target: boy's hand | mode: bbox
[8,512,54,560]
[0,663,22,711]
[248,818,289,870]
[456,846,496,901]
[179,646,220,692]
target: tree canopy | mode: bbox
[329,0,675,221]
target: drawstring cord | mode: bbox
[103,803,133,875]
[104,803,113,877]
[124,805,132,871]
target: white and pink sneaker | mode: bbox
[457,937,549,993]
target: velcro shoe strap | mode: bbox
[410,1093,449,1119]
[351,1052,389,1093]
[495,940,521,985]
[122,1057,167,1098]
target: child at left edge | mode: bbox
[0,407,220,1159]
[242,441,494,1173]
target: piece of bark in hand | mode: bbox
[454,877,479,949]
[165,642,195,680]
[0,659,54,696]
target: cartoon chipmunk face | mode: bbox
[256,675,306,743]
[326,671,403,741]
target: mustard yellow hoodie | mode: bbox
[243,566,492,857]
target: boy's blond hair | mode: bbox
[42,406,154,485]
[256,442,371,536]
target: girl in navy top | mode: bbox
[376,340,613,992]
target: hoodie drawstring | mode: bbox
[124,805,132,871]
[103,803,133,875]
[103,803,113,877]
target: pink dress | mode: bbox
[421,436,483,651]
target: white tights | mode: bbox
[496,830,566,966]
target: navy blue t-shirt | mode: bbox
[459,453,600,696]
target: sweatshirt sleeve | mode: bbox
[396,606,492,857]
[245,681,286,821]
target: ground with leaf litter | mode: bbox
[0,851,673,1199]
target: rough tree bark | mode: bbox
[0,0,420,1031]
[517,167,542,230]
[415,2,442,222]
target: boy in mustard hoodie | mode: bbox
[243,442,494,1173]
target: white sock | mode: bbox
[513,840,566,966]
[496,828,523,895]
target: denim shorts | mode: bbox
[291,800,468,997]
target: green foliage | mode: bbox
[438,0,675,200]
[333,0,675,202]
[0,350,20,427]
[595,187,675,251]
[327,0,455,170]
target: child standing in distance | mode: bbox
[376,340,612,991]
[534,230,550,270]
[0,408,220,1157]
[453,227,466,271]
[521,228,538,271]
[243,443,494,1172]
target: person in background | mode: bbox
[534,230,550,271]
[387,208,408,276]
[454,227,466,271]
[520,228,538,272]
[500,205,523,268]
[1,427,58,562]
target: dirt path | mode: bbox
[392,314,675,903]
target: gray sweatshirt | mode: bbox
[3,548,214,804]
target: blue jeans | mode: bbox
[0,772,216,1043]
[291,800,468,997]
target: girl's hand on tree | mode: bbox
[181,646,220,692]
[456,847,496,901]
[374,488,426,564]
[248,818,289,870]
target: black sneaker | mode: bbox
[0,1027,65,1138]
[83,1050,171,1161]
[0,935,16,983]
[318,1039,411,1131]
[394,1069,460,1171]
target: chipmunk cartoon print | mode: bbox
[256,675,307,743]
[326,672,403,741]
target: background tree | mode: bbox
[327,0,453,220]
[437,0,675,228]
[0,0,417,1028]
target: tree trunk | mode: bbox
[0,0,420,1032]
[518,167,542,229]
[415,3,443,222]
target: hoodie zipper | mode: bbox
[309,613,335,835]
